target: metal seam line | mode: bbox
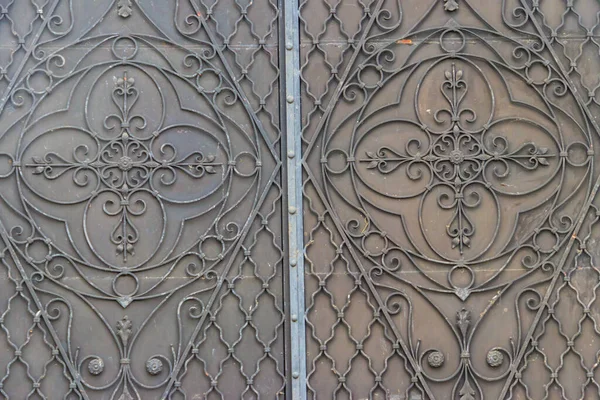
[284,0,307,396]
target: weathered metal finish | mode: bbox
[3,0,600,399]
[0,0,285,398]
[284,0,307,394]
[300,0,600,399]
[501,2,600,399]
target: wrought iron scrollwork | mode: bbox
[302,0,599,398]
[23,70,226,263]
[2,0,600,398]
[0,0,284,398]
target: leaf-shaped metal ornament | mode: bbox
[456,308,471,338]
[367,160,379,169]
[458,380,475,400]
[117,315,133,347]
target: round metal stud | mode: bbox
[486,349,504,368]
[146,357,164,375]
[88,357,104,375]
[427,351,445,368]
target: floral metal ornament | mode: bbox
[427,351,445,368]
[486,349,504,368]
[88,357,105,375]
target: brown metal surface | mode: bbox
[301,0,600,399]
[3,0,600,399]
[0,0,284,398]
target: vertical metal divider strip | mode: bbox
[278,0,293,393]
[283,0,306,396]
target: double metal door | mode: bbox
[0,0,599,399]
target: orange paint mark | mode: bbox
[397,39,413,45]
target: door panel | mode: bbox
[300,0,600,398]
[2,0,600,399]
[0,0,284,398]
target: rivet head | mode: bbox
[427,351,444,368]
[290,258,297,267]
[487,349,504,368]
[146,358,163,375]
[292,372,299,379]
[291,314,298,321]
[286,95,295,103]
[286,42,293,50]
[288,151,295,159]
[289,206,297,214]
[88,357,104,375]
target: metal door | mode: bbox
[2,0,600,399]
[298,0,600,399]
[0,0,285,398]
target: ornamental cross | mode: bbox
[359,64,552,253]
[25,71,222,262]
